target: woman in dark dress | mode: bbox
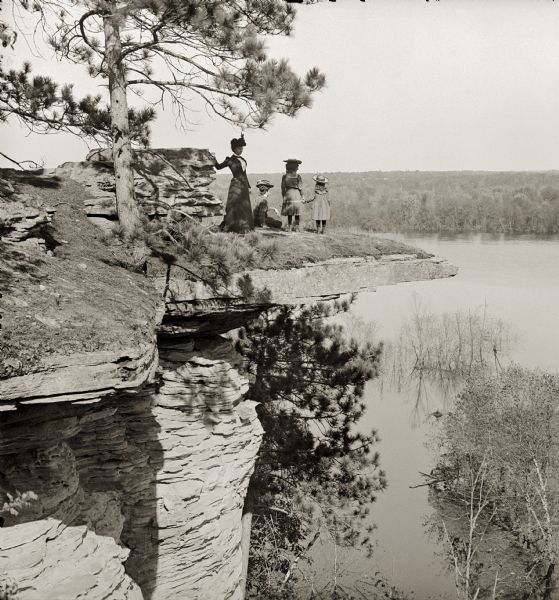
[214,134,254,233]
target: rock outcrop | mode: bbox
[0,519,143,600]
[0,183,56,249]
[156,253,458,335]
[0,168,458,600]
[0,173,261,599]
[55,148,222,234]
[0,335,263,600]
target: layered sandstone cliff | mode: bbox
[0,172,262,600]
[0,167,457,600]
[55,148,222,234]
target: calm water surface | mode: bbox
[350,234,559,599]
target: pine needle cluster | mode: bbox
[17,0,325,130]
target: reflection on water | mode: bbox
[347,234,559,599]
[381,301,513,428]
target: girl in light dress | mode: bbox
[306,174,330,233]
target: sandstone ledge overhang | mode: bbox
[0,343,158,406]
[245,253,458,303]
[157,253,458,335]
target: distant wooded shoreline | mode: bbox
[213,171,559,234]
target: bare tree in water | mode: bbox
[380,301,514,425]
[430,368,559,599]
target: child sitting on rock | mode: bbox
[253,179,282,229]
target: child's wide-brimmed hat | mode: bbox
[313,174,329,184]
[256,179,274,189]
[284,158,302,165]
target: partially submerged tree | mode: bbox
[431,367,559,598]
[236,302,385,597]
[21,0,325,235]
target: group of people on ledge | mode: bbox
[213,134,331,234]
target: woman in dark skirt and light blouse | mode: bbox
[281,158,304,232]
[214,134,254,234]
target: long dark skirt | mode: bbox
[220,178,254,234]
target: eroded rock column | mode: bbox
[128,338,263,600]
[0,336,262,600]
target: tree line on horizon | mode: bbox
[213,170,559,234]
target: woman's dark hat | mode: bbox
[230,133,246,148]
[284,158,302,165]
[256,179,274,189]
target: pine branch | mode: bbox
[0,151,41,169]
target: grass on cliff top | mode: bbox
[240,227,432,270]
[0,170,161,379]
[0,169,432,378]
[138,222,433,285]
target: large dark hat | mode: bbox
[230,132,246,148]
[283,158,302,165]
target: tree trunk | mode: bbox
[543,562,556,600]
[240,487,254,599]
[103,9,141,237]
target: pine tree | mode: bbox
[236,302,386,596]
[19,0,325,235]
[0,63,153,144]
[0,3,152,169]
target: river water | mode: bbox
[346,234,559,599]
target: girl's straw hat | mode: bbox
[313,174,329,184]
[256,179,274,188]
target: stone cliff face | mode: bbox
[0,167,457,600]
[0,172,261,600]
[55,148,222,235]
[0,340,262,600]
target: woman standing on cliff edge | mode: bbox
[214,134,254,234]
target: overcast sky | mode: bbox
[3,0,559,173]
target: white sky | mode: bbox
[2,0,559,172]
